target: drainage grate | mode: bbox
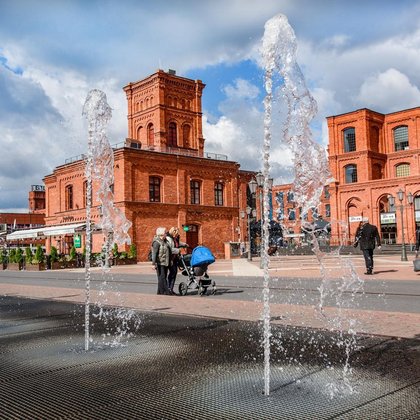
[0,297,419,419]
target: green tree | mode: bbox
[25,247,33,264]
[112,243,119,259]
[9,249,16,264]
[0,247,7,264]
[34,245,45,264]
[69,245,77,261]
[50,246,59,263]
[128,244,137,260]
[15,248,23,264]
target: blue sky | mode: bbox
[1,0,420,211]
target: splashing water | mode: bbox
[261,14,360,397]
[82,89,133,351]
[263,14,331,218]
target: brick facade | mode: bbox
[43,70,254,259]
[327,107,420,245]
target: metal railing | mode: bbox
[64,142,229,163]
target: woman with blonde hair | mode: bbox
[166,226,188,294]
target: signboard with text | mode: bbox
[74,235,81,248]
[380,212,396,224]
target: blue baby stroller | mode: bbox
[178,246,216,296]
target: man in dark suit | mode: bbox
[355,219,381,275]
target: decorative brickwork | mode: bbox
[327,107,420,246]
[44,70,254,259]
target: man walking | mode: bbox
[355,219,381,275]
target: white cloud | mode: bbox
[357,68,420,111]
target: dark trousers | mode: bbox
[362,249,374,272]
[156,265,169,294]
[167,259,178,291]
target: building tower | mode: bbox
[123,69,206,156]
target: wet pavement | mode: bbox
[0,294,419,419]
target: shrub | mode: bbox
[128,244,137,259]
[112,243,119,259]
[68,246,77,261]
[25,248,33,264]
[119,251,128,259]
[33,245,45,264]
[15,248,23,264]
[0,248,7,264]
[9,249,16,264]
[50,246,59,263]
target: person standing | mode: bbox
[166,227,188,294]
[151,227,172,295]
[355,219,381,275]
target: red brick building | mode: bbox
[327,107,420,246]
[43,70,253,259]
[271,183,331,245]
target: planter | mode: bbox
[25,262,46,271]
[65,260,78,269]
[114,258,137,266]
[51,261,67,270]
[7,262,22,271]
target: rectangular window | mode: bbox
[396,164,410,177]
[325,204,331,217]
[190,180,201,204]
[288,208,295,221]
[214,182,224,206]
[324,186,330,199]
[65,185,73,210]
[149,176,161,202]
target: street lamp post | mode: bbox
[388,189,413,262]
[246,206,252,261]
[255,172,273,268]
[248,179,258,260]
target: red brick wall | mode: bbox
[327,107,420,245]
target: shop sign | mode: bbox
[380,212,396,224]
[349,216,363,223]
[74,234,81,248]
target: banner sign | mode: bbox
[380,212,396,224]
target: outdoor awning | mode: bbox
[6,223,86,241]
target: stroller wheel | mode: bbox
[211,281,217,295]
[179,282,188,296]
[198,286,205,296]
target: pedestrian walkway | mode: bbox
[77,253,420,281]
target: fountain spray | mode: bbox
[82,89,132,351]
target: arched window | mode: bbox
[190,180,201,204]
[149,176,161,202]
[147,123,154,146]
[345,164,358,183]
[214,182,224,206]
[372,163,383,180]
[183,124,191,148]
[168,122,177,147]
[65,185,73,210]
[343,127,356,152]
[394,125,409,151]
[136,126,142,141]
[396,163,410,177]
